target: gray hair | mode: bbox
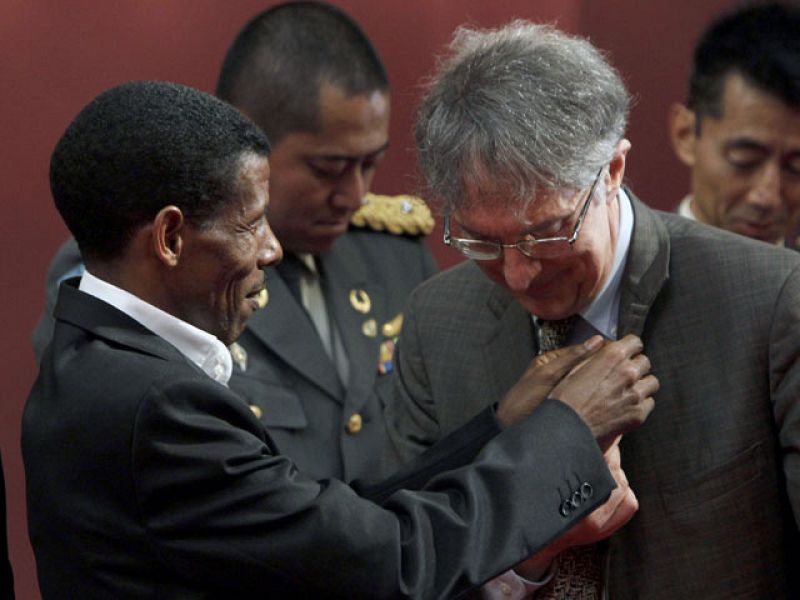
[415,21,630,213]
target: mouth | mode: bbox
[736,220,779,241]
[245,278,268,310]
[314,218,351,234]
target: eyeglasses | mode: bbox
[443,167,604,260]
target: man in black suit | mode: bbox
[31,2,437,482]
[22,80,656,598]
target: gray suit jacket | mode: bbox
[230,227,437,482]
[386,194,800,599]
[23,282,615,599]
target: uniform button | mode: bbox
[249,405,263,419]
[560,499,572,517]
[499,582,513,596]
[346,413,363,434]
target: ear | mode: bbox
[668,103,697,167]
[605,138,631,200]
[152,206,185,267]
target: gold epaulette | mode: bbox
[350,193,435,236]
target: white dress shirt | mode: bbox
[79,270,232,386]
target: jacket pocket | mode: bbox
[659,441,768,515]
[230,375,308,430]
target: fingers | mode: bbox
[603,437,622,464]
[532,335,604,372]
[599,487,639,535]
[633,373,660,400]
[576,334,645,380]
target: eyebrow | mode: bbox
[311,142,390,162]
[457,215,564,241]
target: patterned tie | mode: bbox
[536,316,604,600]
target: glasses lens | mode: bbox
[452,239,501,260]
[517,239,573,258]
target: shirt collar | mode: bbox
[577,187,633,340]
[677,195,696,220]
[78,270,232,385]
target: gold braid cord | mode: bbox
[350,193,435,236]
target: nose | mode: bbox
[747,162,782,211]
[331,164,369,211]
[501,247,542,292]
[258,223,283,268]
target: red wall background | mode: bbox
[1,1,733,596]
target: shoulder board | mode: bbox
[350,193,435,236]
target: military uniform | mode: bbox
[228,193,437,482]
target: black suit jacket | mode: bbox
[23,283,614,599]
[32,230,437,483]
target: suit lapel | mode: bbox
[482,283,537,402]
[55,282,204,374]
[245,266,345,400]
[617,192,670,337]
[322,235,383,412]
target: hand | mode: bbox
[496,336,606,429]
[514,438,637,579]
[550,334,657,451]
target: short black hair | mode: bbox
[50,81,271,262]
[688,2,800,120]
[216,1,389,144]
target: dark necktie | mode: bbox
[537,316,604,600]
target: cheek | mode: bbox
[219,251,255,296]
[476,260,505,285]
[698,155,751,208]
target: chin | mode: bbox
[516,293,579,320]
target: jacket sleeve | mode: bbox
[132,376,613,599]
[770,262,800,528]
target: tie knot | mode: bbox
[537,315,579,354]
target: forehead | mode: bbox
[454,178,578,235]
[705,73,800,143]
[224,154,270,215]
[305,84,390,153]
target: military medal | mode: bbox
[229,342,248,372]
[381,313,403,338]
[378,339,395,375]
[349,289,371,313]
[361,318,377,337]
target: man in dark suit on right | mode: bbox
[668,2,800,250]
[387,19,800,599]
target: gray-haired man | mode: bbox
[387,21,800,599]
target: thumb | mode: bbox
[532,335,605,375]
